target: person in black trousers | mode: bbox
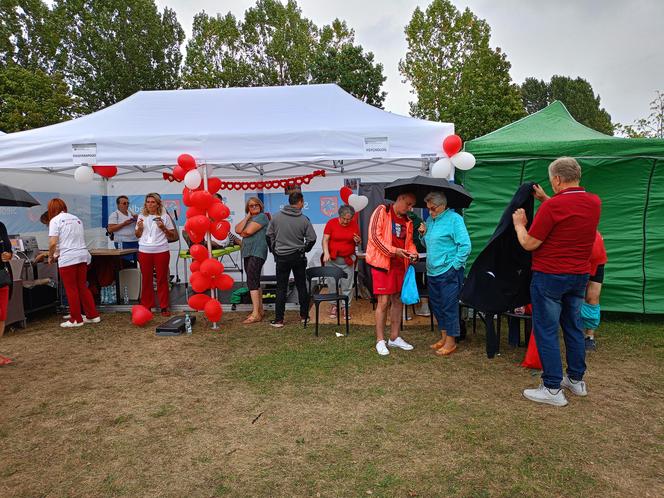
[266,191,316,327]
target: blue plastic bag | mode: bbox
[400,265,420,305]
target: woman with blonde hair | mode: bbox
[235,196,269,323]
[135,193,176,316]
[47,198,101,327]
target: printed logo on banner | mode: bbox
[319,196,338,217]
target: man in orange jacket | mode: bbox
[366,192,419,356]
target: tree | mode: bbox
[0,65,75,132]
[520,75,614,135]
[399,0,525,140]
[615,90,664,138]
[181,2,387,107]
[53,0,185,113]
[310,19,386,107]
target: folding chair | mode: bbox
[304,266,350,337]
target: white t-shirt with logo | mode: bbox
[48,212,92,268]
[108,209,138,243]
[137,213,174,254]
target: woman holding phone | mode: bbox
[322,204,361,319]
[135,193,176,316]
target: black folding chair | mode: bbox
[304,266,350,337]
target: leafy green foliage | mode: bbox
[399,0,524,140]
[53,0,185,113]
[520,75,614,135]
[181,2,386,106]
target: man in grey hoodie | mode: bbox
[267,191,317,327]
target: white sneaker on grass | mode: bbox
[376,340,389,356]
[388,337,414,351]
[561,376,588,396]
[523,383,568,407]
[83,316,101,324]
[60,320,84,328]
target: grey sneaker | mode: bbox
[585,337,597,351]
[561,376,588,397]
[523,383,568,407]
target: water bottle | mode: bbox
[123,285,129,305]
[101,285,108,304]
[184,313,192,335]
[109,285,117,304]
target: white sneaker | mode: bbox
[83,316,101,324]
[376,340,390,356]
[388,337,414,351]
[561,376,588,397]
[523,383,568,407]
[60,320,84,328]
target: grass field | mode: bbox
[1,312,662,497]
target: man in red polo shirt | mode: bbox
[512,157,600,406]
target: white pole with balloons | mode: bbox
[431,135,476,179]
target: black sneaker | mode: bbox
[270,320,284,328]
[585,337,597,351]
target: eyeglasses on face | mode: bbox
[248,204,260,208]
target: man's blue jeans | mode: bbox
[530,271,589,389]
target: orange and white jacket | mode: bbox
[365,204,417,271]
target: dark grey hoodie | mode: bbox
[266,205,317,256]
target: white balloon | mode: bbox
[74,165,94,183]
[451,151,476,171]
[431,158,452,178]
[348,194,369,212]
[184,169,202,189]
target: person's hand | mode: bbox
[353,233,361,245]
[323,252,331,263]
[512,208,528,227]
[34,253,47,263]
[47,255,57,265]
[1,251,11,262]
[137,218,144,228]
[418,222,426,236]
[533,184,550,202]
[395,248,413,259]
[155,218,165,230]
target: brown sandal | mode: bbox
[242,315,262,324]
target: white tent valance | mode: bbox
[0,84,452,179]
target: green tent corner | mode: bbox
[462,101,664,314]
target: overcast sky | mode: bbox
[155,0,663,127]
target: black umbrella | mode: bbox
[384,175,473,209]
[0,182,40,207]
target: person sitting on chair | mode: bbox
[322,204,360,320]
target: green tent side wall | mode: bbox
[463,102,664,314]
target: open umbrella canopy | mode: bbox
[384,175,473,209]
[0,183,40,207]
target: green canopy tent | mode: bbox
[462,101,664,313]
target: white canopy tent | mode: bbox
[0,84,453,180]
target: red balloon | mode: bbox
[187,229,205,244]
[191,190,213,210]
[211,220,230,241]
[190,271,212,293]
[190,215,210,234]
[93,165,118,178]
[173,165,186,181]
[340,186,353,203]
[207,177,222,194]
[204,298,223,322]
[182,188,194,207]
[213,273,234,291]
[200,258,223,278]
[208,202,230,221]
[186,206,206,219]
[131,305,153,326]
[443,134,463,157]
[188,293,211,311]
[189,260,201,273]
[189,244,209,261]
[177,153,197,171]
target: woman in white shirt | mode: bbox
[135,193,176,317]
[47,198,100,328]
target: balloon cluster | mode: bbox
[339,186,369,212]
[177,153,230,324]
[74,165,118,183]
[431,135,476,179]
